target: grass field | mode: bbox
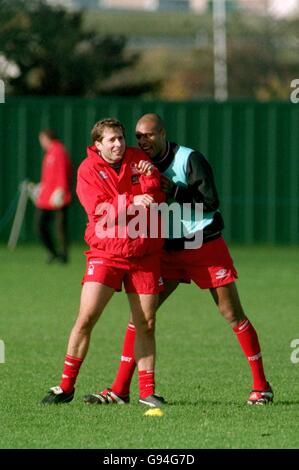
[0,243,299,449]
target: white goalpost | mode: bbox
[7,180,29,250]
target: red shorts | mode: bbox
[161,236,238,289]
[82,253,163,294]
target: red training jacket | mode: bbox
[36,140,72,210]
[76,145,165,259]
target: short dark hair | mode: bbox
[39,129,57,140]
[91,118,125,143]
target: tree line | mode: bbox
[0,0,298,100]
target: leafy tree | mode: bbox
[226,13,299,99]
[0,0,156,96]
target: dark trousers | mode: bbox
[35,207,69,261]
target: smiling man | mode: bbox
[41,118,165,407]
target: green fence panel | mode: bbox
[0,98,298,244]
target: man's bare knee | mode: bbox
[218,304,245,327]
[137,317,155,336]
[74,311,98,334]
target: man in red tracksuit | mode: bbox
[41,118,165,407]
[35,129,72,263]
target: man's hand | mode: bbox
[133,194,154,207]
[50,188,65,208]
[134,160,154,176]
[27,182,40,204]
[161,175,174,194]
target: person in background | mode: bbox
[29,129,72,264]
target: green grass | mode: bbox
[0,243,299,449]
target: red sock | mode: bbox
[138,370,155,399]
[60,354,83,393]
[111,322,136,397]
[233,317,268,390]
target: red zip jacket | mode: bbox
[36,140,72,210]
[77,145,165,259]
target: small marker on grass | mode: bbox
[144,408,164,417]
